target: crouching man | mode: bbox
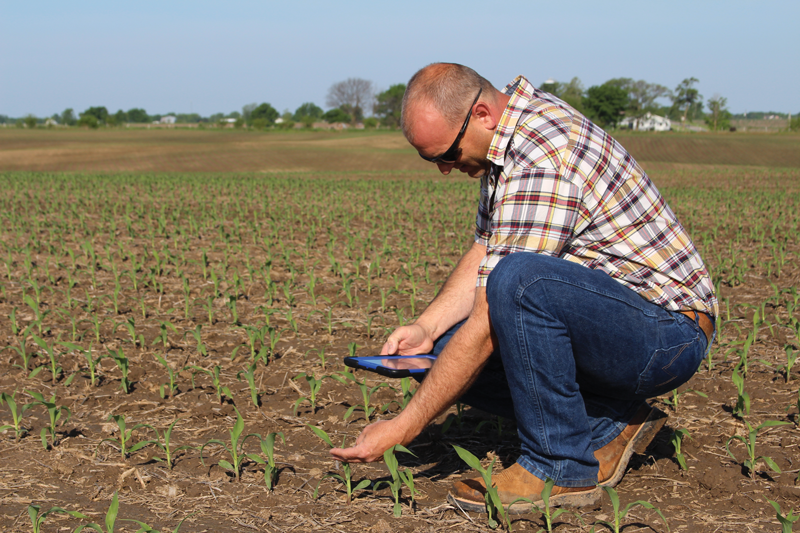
[331,63,717,510]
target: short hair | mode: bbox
[401,63,496,141]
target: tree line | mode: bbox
[2,76,797,132]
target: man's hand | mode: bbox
[380,324,434,355]
[330,419,413,463]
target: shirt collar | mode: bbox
[486,75,535,167]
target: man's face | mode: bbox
[408,102,492,178]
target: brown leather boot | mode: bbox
[595,404,667,487]
[448,463,601,514]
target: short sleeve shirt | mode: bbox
[475,76,718,316]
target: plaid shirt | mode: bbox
[475,76,718,316]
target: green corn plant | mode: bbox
[188,324,208,356]
[726,419,790,478]
[239,324,265,361]
[61,342,103,387]
[518,477,584,533]
[8,307,19,335]
[670,428,691,471]
[28,503,88,533]
[98,414,156,460]
[596,485,669,533]
[226,294,240,325]
[308,425,371,504]
[190,365,232,404]
[245,432,286,490]
[0,391,35,440]
[266,326,282,361]
[114,318,144,348]
[23,294,49,335]
[121,512,196,533]
[332,371,391,422]
[452,445,507,530]
[373,444,417,517]
[292,372,328,414]
[150,418,195,470]
[661,387,708,412]
[237,362,261,407]
[26,390,71,450]
[732,360,750,418]
[6,325,34,373]
[781,346,797,383]
[200,407,261,481]
[765,497,799,533]
[73,490,119,533]
[107,348,131,393]
[152,320,178,350]
[32,335,62,385]
[154,354,180,399]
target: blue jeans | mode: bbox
[432,253,710,487]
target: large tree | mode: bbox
[373,83,405,128]
[81,106,109,124]
[61,108,76,126]
[250,103,278,125]
[127,108,149,123]
[326,78,373,123]
[705,95,731,131]
[671,77,702,123]
[242,103,258,123]
[582,84,628,128]
[606,78,670,121]
[539,77,585,113]
[293,102,323,121]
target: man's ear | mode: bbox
[473,102,498,131]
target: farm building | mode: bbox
[619,112,671,132]
[160,115,177,124]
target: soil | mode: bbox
[0,163,799,532]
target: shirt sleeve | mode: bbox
[476,168,582,286]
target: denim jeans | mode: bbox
[431,253,710,487]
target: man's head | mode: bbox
[401,63,507,178]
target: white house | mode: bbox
[160,115,177,124]
[619,112,671,132]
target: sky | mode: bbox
[1,0,798,118]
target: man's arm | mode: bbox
[381,241,486,356]
[331,285,496,463]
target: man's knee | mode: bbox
[486,253,553,311]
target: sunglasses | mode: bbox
[420,88,482,164]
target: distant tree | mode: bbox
[323,108,351,124]
[538,78,584,113]
[671,78,702,123]
[81,106,109,124]
[78,114,99,129]
[250,103,278,125]
[208,113,224,123]
[606,78,670,122]
[24,115,37,129]
[61,108,76,126]
[363,117,378,129]
[373,83,405,128]
[790,116,800,132]
[281,110,293,121]
[112,109,128,125]
[293,102,323,122]
[326,78,374,123]
[242,103,258,123]
[126,108,149,123]
[705,95,731,131]
[0,115,9,124]
[252,118,269,130]
[227,111,241,119]
[582,84,628,128]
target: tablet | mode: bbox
[343,355,437,378]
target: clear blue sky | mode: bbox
[1,0,797,118]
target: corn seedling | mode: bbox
[0,391,34,440]
[23,293,49,335]
[731,360,750,418]
[153,320,177,350]
[452,445,507,530]
[596,485,669,533]
[188,324,208,356]
[26,390,71,450]
[150,418,195,470]
[245,432,285,490]
[190,364,232,404]
[155,354,180,399]
[200,407,260,481]
[32,334,62,385]
[121,512,196,533]
[765,497,799,533]
[292,372,328,414]
[517,477,584,533]
[73,490,119,533]
[98,414,156,460]
[28,504,88,533]
[670,428,691,470]
[726,419,790,478]
[107,348,131,393]
[662,387,708,412]
[237,362,261,407]
[332,371,391,422]
[782,346,797,383]
[308,425,371,504]
[62,342,103,387]
[373,444,417,517]
[6,325,34,373]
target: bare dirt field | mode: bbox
[0,130,799,532]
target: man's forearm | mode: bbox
[414,241,486,341]
[394,287,496,436]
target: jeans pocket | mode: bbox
[635,336,702,397]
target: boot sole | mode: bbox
[599,406,668,487]
[447,486,602,515]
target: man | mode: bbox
[331,63,717,511]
